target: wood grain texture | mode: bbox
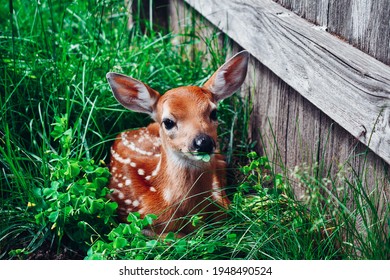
[328,0,390,66]
[184,0,390,165]
[274,0,329,27]
[247,55,389,199]
[274,0,390,66]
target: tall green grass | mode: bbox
[255,119,389,259]
[0,0,241,258]
[1,0,388,260]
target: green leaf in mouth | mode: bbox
[194,153,211,162]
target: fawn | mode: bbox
[106,50,249,236]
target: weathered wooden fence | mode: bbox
[132,0,390,200]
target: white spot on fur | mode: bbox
[132,200,140,207]
[122,133,154,156]
[150,187,157,192]
[124,199,132,205]
[111,147,133,165]
[138,169,145,176]
[145,175,151,181]
[125,179,131,186]
[118,183,123,188]
[117,191,125,200]
[151,158,161,176]
[153,140,161,147]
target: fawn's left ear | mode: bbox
[106,72,160,119]
[203,50,249,102]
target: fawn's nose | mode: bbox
[191,133,215,154]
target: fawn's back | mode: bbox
[106,51,249,235]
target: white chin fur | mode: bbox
[167,148,212,169]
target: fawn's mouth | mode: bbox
[191,151,213,162]
[168,148,214,168]
[177,149,214,164]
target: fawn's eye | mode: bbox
[162,118,176,130]
[210,109,218,121]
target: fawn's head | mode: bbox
[107,51,249,167]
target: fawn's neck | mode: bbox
[156,147,215,205]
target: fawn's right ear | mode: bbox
[106,72,160,118]
[203,50,249,102]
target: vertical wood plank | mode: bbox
[328,0,390,65]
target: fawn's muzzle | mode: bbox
[191,133,216,154]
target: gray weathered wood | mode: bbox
[247,43,389,199]
[185,0,390,165]
[273,0,390,66]
[274,0,329,27]
[328,0,390,66]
